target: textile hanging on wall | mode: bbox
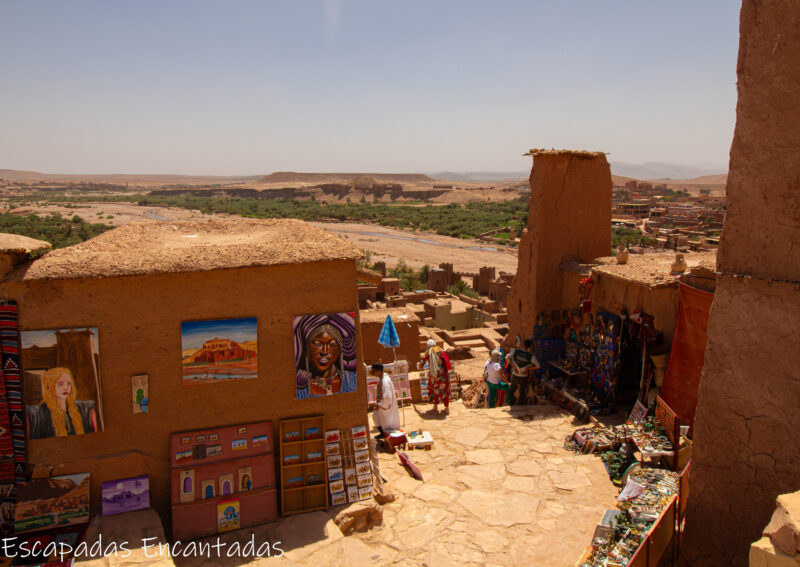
[659,282,713,429]
[0,303,25,482]
[590,311,620,397]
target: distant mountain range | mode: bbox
[429,162,727,184]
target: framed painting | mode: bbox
[21,328,104,439]
[181,318,258,385]
[293,313,357,399]
[15,473,90,534]
[101,475,149,516]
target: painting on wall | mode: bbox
[101,475,150,516]
[21,328,104,439]
[217,499,240,533]
[293,312,357,399]
[181,318,258,385]
[131,374,149,414]
[15,473,90,534]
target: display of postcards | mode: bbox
[252,434,268,448]
[181,436,191,445]
[328,479,344,493]
[287,476,304,488]
[328,467,343,482]
[306,474,323,486]
[306,451,322,463]
[284,454,301,466]
[232,438,247,451]
[192,444,207,460]
[209,433,219,442]
[351,425,367,439]
[175,450,192,463]
[357,474,372,488]
[358,487,373,500]
[284,430,301,442]
[355,462,371,476]
[101,475,149,516]
[196,434,206,442]
[354,450,369,463]
[305,426,321,440]
[345,468,357,485]
[206,444,222,457]
[327,454,342,468]
[353,438,368,451]
[326,442,341,456]
[347,486,359,502]
[325,430,340,443]
[331,491,347,506]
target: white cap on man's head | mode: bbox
[427,339,436,348]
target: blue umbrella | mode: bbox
[378,315,401,348]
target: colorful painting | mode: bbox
[101,475,149,516]
[328,467,343,482]
[284,454,301,466]
[179,470,195,503]
[252,434,268,448]
[331,491,347,506]
[238,467,252,491]
[209,433,219,442]
[287,476,304,488]
[345,468,357,485]
[354,450,369,463]
[232,438,247,451]
[181,318,258,385]
[305,426,321,439]
[326,443,340,456]
[358,487,373,500]
[353,438,368,452]
[15,473,90,534]
[355,462,370,476]
[327,455,342,469]
[175,450,192,463]
[328,480,344,493]
[21,328,104,439]
[206,444,222,457]
[306,451,322,463]
[284,430,301,442]
[347,486,359,502]
[325,430,340,443]
[357,474,372,488]
[218,474,234,497]
[131,374,149,414]
[217,499,240,533]
[201,480,215,499]
[352,425,367,439]
[293,312,357,399]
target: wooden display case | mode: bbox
[279,415,328,515]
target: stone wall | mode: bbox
[682,2,800,565]
[507,150,611,340]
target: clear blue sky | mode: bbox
[0,1,740,175]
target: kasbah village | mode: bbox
[0,3,798,567]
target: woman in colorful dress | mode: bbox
[420,339,452,413]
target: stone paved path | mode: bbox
[80,401,615,567]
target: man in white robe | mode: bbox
[372,363,400,436]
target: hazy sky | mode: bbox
[0,1,740,175]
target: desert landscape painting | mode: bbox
[181,318,258,385]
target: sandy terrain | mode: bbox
[6,201,518,276]
[311,221,518,274]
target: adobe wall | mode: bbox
[683,2,800,565]
[0,259,366,530]
[360,318,420,368]
[507,151,611,341]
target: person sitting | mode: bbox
[371,363,400,439]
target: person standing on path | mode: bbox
[484,349,509,408]
[506,338,539,405]
[420,339,452,413]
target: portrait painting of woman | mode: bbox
[27,367,97,439]
[294,312,357,399]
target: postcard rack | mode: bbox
[279,415,328,515]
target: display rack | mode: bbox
[279,415,328,515]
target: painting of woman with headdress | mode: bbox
[293,313,357,399]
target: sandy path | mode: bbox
[6,201,518,275]
[310,221,518,274]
